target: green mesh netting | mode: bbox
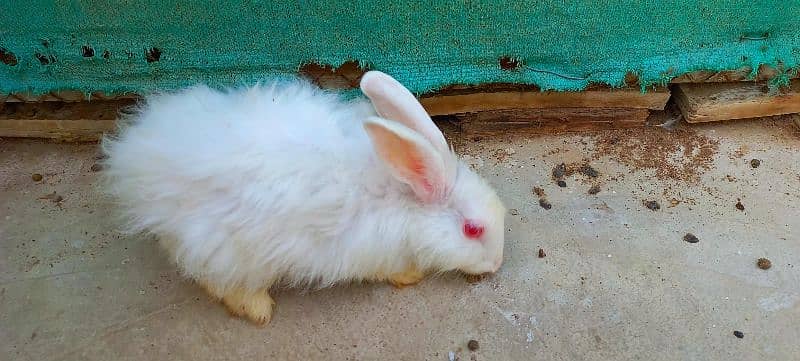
[1,1,798,96]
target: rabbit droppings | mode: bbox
[102,71,506,325]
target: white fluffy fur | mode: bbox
[102,73,505,294]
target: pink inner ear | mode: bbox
[408,156,434,194]
[463,221,485,240]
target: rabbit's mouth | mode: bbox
[459,257,503,276]
[461,259,501,279]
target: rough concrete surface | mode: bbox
[1,118,799,361]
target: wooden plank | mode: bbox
[420,89,669,116]
[456,107,650,136]
[0,90,657,140]
[0,100,132,141]
[0,118,115,141]
[673,80,800,123]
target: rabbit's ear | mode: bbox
[363,117,449,203]
[360,71,449,155]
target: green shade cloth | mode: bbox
[1,1,798,96]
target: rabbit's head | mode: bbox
[360,71,506,275]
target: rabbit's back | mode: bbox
[108,81,374,177]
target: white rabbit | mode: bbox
[102,71,505,325]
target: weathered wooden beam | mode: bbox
[0,100,132,141]
[673,80,800,123]
[0,118,115,141]
[455,107,650,136]
[420,89,669,116]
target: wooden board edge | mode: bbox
[0,118,115,141]
[674,81,800,123]
[456,107,651,136]
[687,102,800,123]
[421,90,670,116]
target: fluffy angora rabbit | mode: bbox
[102,71,505,324]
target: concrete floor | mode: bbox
[1,118,799,361]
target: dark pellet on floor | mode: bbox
[579,164,599,177]
[552,163,566,179]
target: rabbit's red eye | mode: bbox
[463,221,484,240]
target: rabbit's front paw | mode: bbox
[388,267,425,289]
[221,287,275,326]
